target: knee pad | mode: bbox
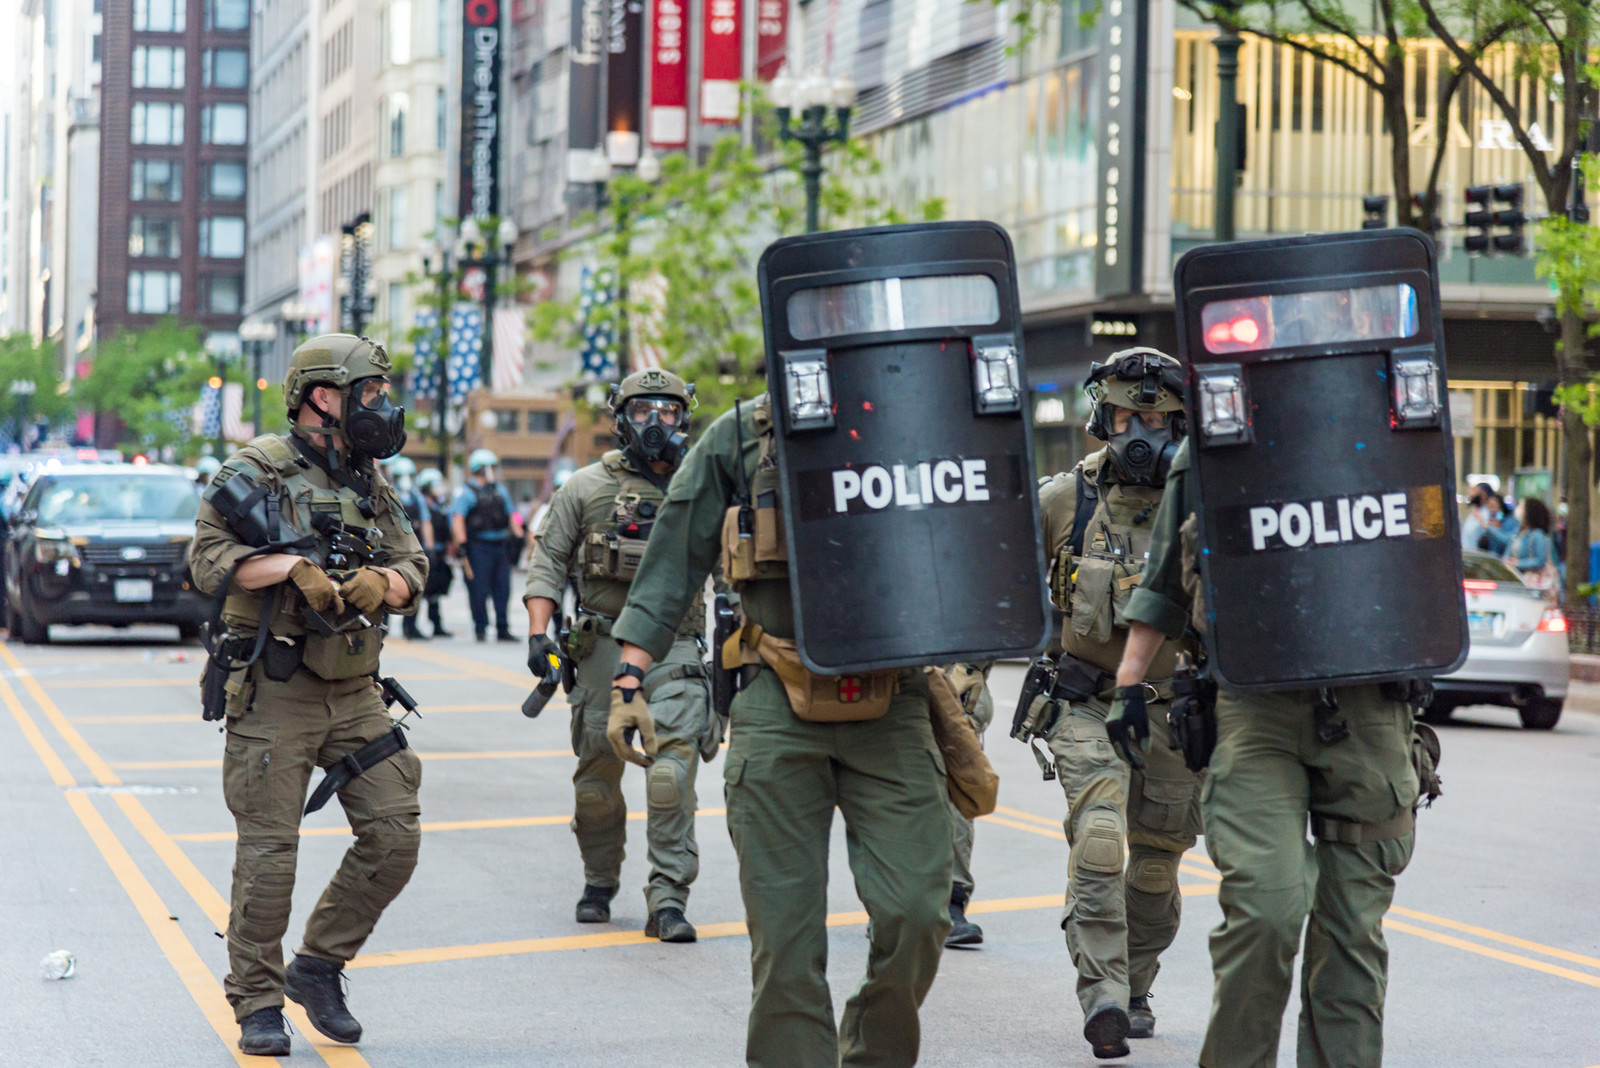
[1075,808,1126,875]
[574,784,622,824]
[1128,853,1178,895]
[646,760,682,809]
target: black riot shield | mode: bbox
[1174,228,1468,690]
[757,221,1051,674]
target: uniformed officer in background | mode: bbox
[1015,349,1203,1059]
[384,456,432,640]
[451,448,524,642]
[944,661,994,947]
[523,369,714,941]
[189,334,427,1056]
[416,467,456,638]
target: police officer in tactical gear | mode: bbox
[189,334,428,1057]
[1015,348,1202,1058]
[451,448,523,641]
[384,457,433,639]
[523,369,714,941]
[417,467,455,637]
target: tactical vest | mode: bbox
[1053,450,1193,681]
[721,398,789,588]
[217,433,393,680]
[574,451,703,639]
[464,482,511,537]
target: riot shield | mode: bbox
[1174,228,1468,690]
[757,221,1051,673]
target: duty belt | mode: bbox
[1308,808,1414,845]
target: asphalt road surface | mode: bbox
[4,586,1598,1067]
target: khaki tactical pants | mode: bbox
[1047,701,1201,1017]
[222,668,422,1021]
[569,634,709,913]
[1200,686,1417,1068]
[722,667,952,1068]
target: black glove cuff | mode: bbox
[1113,684,1147,701]
[614,663,646,685]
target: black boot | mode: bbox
[1128,993,1155,1039]
[1084,1003,1131,1060]
[428,603,454,639]
[237,1007,291,1056]
[402,617,426,640]
[284,954,362,1044]
[945,884,984,948]
[575,884,617,923]
[644,907,698,943]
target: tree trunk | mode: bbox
[1385,81,1414,229]
[1560,308,1591,603]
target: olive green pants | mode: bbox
[1048,702,1201,1017]
[222,668,423,1021]
[570,635,709,913]
[1200,686,1417,1068]
[722,667,952,1068]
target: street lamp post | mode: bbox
[456,216,520,386]
[239,319,280,437]
[587,144,662,379]
[9,379,37,450]
[1212,2,1244,242]
[339,213,376,335]
[419,232,462,476]
[770,67,857,235]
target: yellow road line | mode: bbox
[75,702,534,725]
[993,804,1059,827]
[113,748,575,770]
[173,807,733,843]
[1388,905,1600,973]
[1383,918,1600,989]
[347,885,1222,971]
[49,671,473,689]
[0,645,370,1067]
[387,638,537,689]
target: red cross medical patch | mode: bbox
[838,676,863,703]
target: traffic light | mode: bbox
[1492,183,1526,255]
[1362,195,1388,229]
[1464,186,1494,253]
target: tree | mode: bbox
[77,319,213,454]
[0,334,71,446]
[533,132,945,417]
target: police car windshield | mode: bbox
[1201,283,1419,354]
[32,473,199,524]
[787,274,1000,340]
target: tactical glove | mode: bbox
[528,634,564,681]
[607,684,658,767]
[1106,685,1152,769]
[288,558,344,616]
[338,566,390,615]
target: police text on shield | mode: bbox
[830,459,991,515]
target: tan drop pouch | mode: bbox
[729,622,896,722]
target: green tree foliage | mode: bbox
[77,319,213,453]
[0,335,72,436]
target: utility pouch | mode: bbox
[302,626,382,680]
[721,506,757,584]
[744,624,895,722]
[1411,721,1443,807]
[926,667,999,818]
[566,613,611,662]
[1069,557,1115,644]
[1052,653,1110,703]
[261,635,305,682]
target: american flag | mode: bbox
[492,305,528,393]
[194,382,251,441]
[630,272,668,373]
[578,266,617,381]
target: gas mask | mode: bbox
[1085,348,1186,487]
[618,396,690,467]
[1106,414,1181,486]
[342,377,408,460]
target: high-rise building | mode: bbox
[315,0,375,256]
[96,0,251,340]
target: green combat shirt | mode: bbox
[614,399,791,660]
[1123,438,1198,641]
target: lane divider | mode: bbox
[114,748,575,771]
[173,808,733,843]
[47,671,474,689]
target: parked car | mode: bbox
[3,464,207,644]
[1431,550,1569,729]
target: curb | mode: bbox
[1571,654,1600,683]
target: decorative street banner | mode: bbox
[700,0,741,124]
[756,0,789,83]
[567,0,605,180]
[460,0,503,218]
[648,0,688,146]
[606,0,644,146]
[297,236,336,334]
[1093,0,1148,297]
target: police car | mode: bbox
[1430,549,1568,729]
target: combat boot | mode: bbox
[1127,993,1155,1039]
[237,1007,290,1056]
[1083,1002,1131,1060]
[945,884,984,947]
[284,954,362,1044]
[402,617,426,640]
[644,907,698,943]
[575,883,617,923]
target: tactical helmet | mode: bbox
[386,456,417,477]
[608,368,696,466]
[195,455,223,476]
[417,467,444,490]
[283,334,394,412]
[1085,347,1187,486]
[467,448,499,473]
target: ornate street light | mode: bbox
[771,65,857,234]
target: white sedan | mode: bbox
[1430,550,1569,729]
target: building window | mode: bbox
[388,282,405,327]
[206,0,249,30]
[132,46,185,88]
[385,0,412,66]
[205,275,244,314]
[387,92,408,157]
[128,271,181,313]
[202,103,247,144]
[129,216,181,258]
[435,86,446,149]
[91,34,101,64]
[207,161,246,200]
[387,186,408,250]
[199,217,247,258]
[528,410,558,433]
[134,0,186,32]
[131,159,182,200]
[203,49,248,88]
[131,102,184,145]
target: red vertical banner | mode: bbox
[700,0,742,124]
[649,0,688,145]
[756,0,788,82]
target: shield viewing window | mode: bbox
[1200,283,1420,354]
[785,274,1000,340]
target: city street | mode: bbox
[3,584,1598,1067]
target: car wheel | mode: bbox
[1419,698,1454,725]
[1518,697,1562,731]
[14,594,48,644]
